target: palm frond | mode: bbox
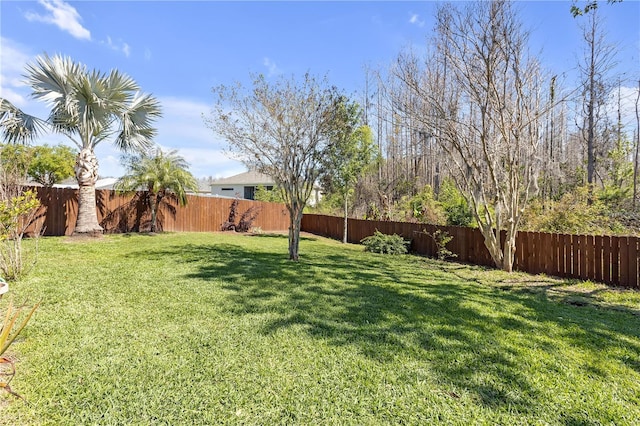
[26,54,84,108]
[113,92,162,152]
[0,98,47,144]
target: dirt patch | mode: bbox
[62,233,105,243]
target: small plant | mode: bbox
[237,206,262,232]
[0,189,41,280]
[361,230,409,255]
[221,199,262,233]
[0,295,39,399]
[221,199,239,231]
[427,229,457,260]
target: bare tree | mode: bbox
[394,0,547,272]
[634,79,640,207]
[206,74,337,260]
[577,9,617,201]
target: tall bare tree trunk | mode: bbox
[73,148,102,235]
[634,80,640,208]
[343,195,348,244]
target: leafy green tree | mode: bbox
[0,54,161,234]
[254,184,284,203]
[0,143,76,187]
[115,148,197,233]
[319,98,376,243]
[0,144,31,181]
[28,145,76,186]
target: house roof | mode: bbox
[211,170,274,186]
[50,177,119,190]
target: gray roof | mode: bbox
[211,170,274,186]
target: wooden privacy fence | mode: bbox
[29,187,289,236]
[300,214,640,289]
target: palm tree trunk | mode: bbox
[149,193,161,233]
[73,148,103,235]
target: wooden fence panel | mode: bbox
[25,191,640,289]
[30,187,290,236]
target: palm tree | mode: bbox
[115,148,198,232]
[0,54,161,234]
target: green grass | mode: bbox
[2,232,639,425]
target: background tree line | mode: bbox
[314,1,639,243]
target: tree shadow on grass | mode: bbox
[131,242,640,415]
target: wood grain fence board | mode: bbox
[586,235,595,280]
[611,236,620,286]
[527,232,535,273]
[542,232,552,275]
[620,237,629,286]
[602,236,612,284]
[536,232,543,274]
[578,235,587,280]
[552,234,561,276]
[569,234,577,278]
[628,237,639,288]
[533,232,542,274]
[594,236,603,283]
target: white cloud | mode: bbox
[24,0,91,41]
[263,57,282,77]
[102,36,131,57]
[0,38,38,109]
[409,13,425,27]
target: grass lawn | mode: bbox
[2,232,639,424]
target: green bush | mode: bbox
[438,178,474,227]
[399,185,445,224]
[361,230,409,255]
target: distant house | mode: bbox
[210,170,275,200]
[210,170,322,205]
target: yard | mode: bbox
[2,232,639,424]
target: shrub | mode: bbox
[438,178,474,227]
[427,229,457,260]
[0,190,41,280]
[221,199,262,233]
[400,185,445,224]
[0,295,39,399]
[237,206,262,232]
[361,230,409,255]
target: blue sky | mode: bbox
[1,0,639,179]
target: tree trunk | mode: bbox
[149,192,158,233]
[634,79,640,208]
[73,148,102,235]
[502,229,517,273]
[342,195,348,244]
[288,203,304,261]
